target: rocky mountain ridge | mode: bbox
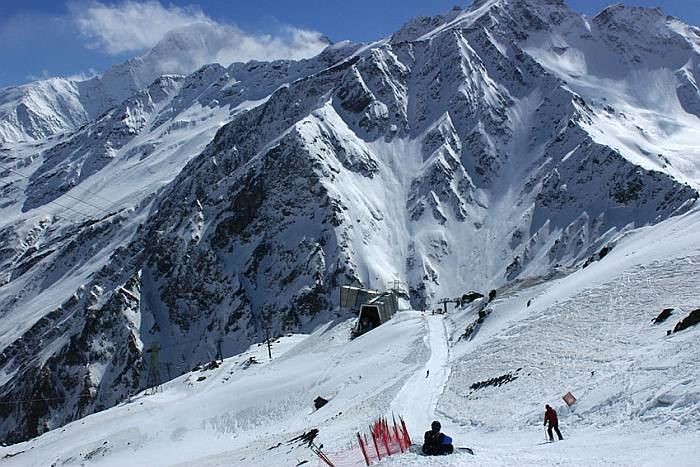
[0,22,330,145]
[0,0,698,443]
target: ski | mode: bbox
[409,444,474,456]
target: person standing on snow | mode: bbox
[422,420,454,455]
[544,404,564,441]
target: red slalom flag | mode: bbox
[563,391,577,406]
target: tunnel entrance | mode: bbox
[358,305,381,332]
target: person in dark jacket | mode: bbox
[544,404,563,441]
[422,420,454,455]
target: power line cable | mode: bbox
[48,175,120,208]
[0,163,113,217]
[0,393,96,406]
[0,171,101,220]
[26,196,93,220]
[1,154,125,214]
[1,181,78,223]
[2,150,124,213]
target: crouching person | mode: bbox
[422,420,454,455]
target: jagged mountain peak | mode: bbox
[474,0,565,4]
[0,77,85,143]
[592,2,687,36]
[591,3,700,56]
[472,0,566,9]
[390,6,464,43]
[594,3,666,22]
[395,0,699,53]
[153,22,222,51]
[391,0,576,44]
[470,0,571,19]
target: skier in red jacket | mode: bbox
[544,405,563,441]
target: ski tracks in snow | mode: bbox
[390,314,451,439]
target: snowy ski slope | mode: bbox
[1,0,700,461]
[2,207,698,466]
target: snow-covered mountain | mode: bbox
[0,0,699,448]
[0,22,329,145]
[1,205,699,466]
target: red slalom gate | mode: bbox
[357,433,370,466]
[310,415,412,466]
[310,441,336,466]
[356,415,412,465]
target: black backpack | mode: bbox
[423,430,444,454]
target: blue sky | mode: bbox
[1,0,699,88]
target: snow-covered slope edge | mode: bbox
[1,205,698,466]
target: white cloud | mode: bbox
[108,21,329,90]
[26,69,51,81]
[72,0,210,54]
[63,68,98,82]
[3,1,329,88]
[70,0,330,67]
[145,22,330,69]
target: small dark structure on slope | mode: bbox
[354,293,399,336]
[343,286,400,337]
[461,291,484,305]
[340,285,384,314]
[488,289,497,302]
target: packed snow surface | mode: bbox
[2,206,699,466]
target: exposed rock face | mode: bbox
[673,309,700,333]
[0,0,699,442]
